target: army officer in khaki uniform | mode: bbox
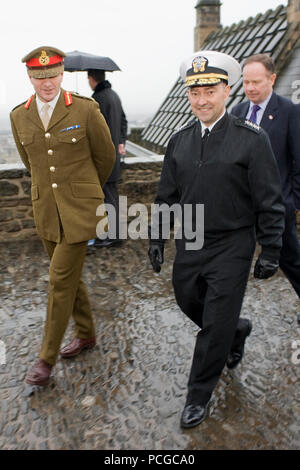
[10,46,115,386]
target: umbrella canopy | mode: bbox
[64,50,121,72]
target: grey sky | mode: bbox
[0,0,287,121]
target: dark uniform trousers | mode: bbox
[279,205,300,296]
[40,234,95,366]
[173,227,256,406]
[103,181,120,240]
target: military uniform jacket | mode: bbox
[10,89,115,244]
[154,112,285,259]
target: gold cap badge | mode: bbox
[39,50,50,66]
[192,57,208,73]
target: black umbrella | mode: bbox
[64,50,121,72]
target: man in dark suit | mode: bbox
[232,53,300,325]
[88,69,128,247]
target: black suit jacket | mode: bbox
[232,92,300,209]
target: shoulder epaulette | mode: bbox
[173,118,197,136]
[234,118,261,134]
[70,91,94,102]
[11,100,27,112]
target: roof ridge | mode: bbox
[218,4,286,34]
[203,4,286,45]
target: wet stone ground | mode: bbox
[0,237,299,450]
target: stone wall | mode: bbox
[0,162,162,241]
[2,162,300,241]
[0,166,35,240]
[120,161,162,206]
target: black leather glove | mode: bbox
[254,256,279,279]
[148,244,164,273]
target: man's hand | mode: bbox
[118,144,126,156]
[148,244,164,273]
[254,256,279,279]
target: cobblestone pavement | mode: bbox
[0,238,299,450]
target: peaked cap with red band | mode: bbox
[22,46,66,79]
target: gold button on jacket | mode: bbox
[10,90,116,244]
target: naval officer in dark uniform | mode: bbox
[10,46,115,386]
[148,51,285,428]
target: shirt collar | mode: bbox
[200,109,226,135]
[36,90,61,113]
[250,91,273,113]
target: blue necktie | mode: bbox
[249,104,261,124]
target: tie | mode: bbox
[202,128,210,141]
[249,104,260,124]
[40,103,51,130]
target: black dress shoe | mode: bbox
[180,403,209,429]
[94,238,123,248]
[227,319,252,369]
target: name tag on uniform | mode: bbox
[60,125,80,132]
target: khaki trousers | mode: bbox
[39,235,95,365]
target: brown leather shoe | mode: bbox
[26,359,53,386]
[60,337,96,358]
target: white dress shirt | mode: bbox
[36,91,61,121]
[200,110,226,137]
[245,92,273,125]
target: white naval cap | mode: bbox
[180,50,241,87]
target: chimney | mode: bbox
[273,0,300,75]
[194,0,222,51]
[285,0,300,56]
[287,0,300,26]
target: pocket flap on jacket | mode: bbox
[19,134,34,146]
[31,185,39,201]
[71,182,104,199]
[58,128,86,144]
